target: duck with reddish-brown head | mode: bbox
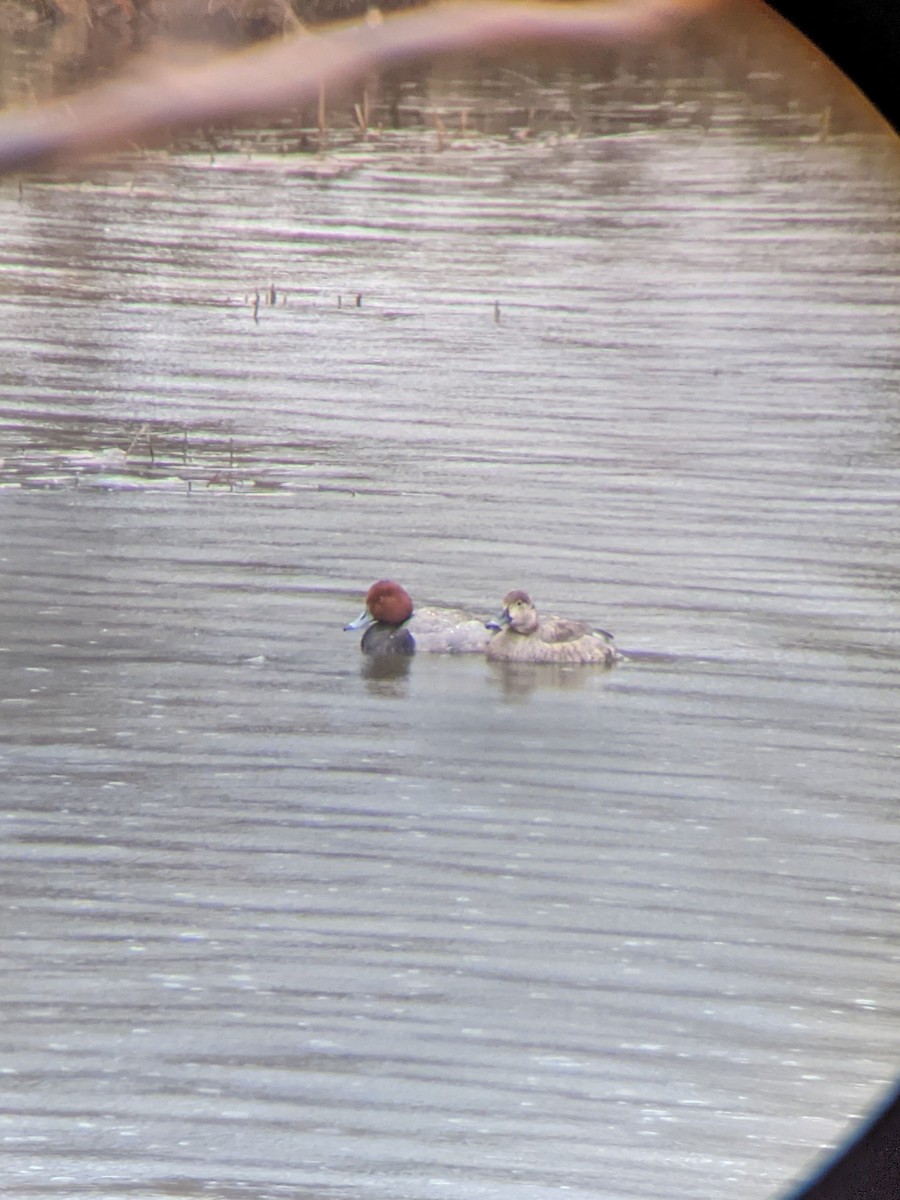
[345,580,492,656]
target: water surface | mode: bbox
[0,55,899,1200]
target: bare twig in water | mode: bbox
[353,86,372,136]
[434,111,447,150]
[0,0,719,176]
[318,80,328,151]
[124,421,152,458]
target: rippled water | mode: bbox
[0,52,899,1200]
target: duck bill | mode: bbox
[484,609,510,632]
[344,608,375,632]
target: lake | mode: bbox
[0,19,898,1200]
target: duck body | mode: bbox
[485,589,619,666]
[359,621,415,656]
[346,580,492,656]
[405,606,495,653]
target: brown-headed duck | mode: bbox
[345,580,492,656]
[485,589,619,665]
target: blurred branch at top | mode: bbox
[0,0,720,176]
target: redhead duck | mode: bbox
[485,589,619,665]
[345,580,492,656]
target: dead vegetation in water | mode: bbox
[0,0,863,184]
[0,0,727,176]
[0,419,338,492]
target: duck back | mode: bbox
[408,606,493,654]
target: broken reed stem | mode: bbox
[318,81,328,149]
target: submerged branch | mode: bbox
[0,0,719,175]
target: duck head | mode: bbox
[486,589,540,635]
[345,579,414,631]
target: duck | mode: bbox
[345,580,493,656]
[485,589,620,665]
